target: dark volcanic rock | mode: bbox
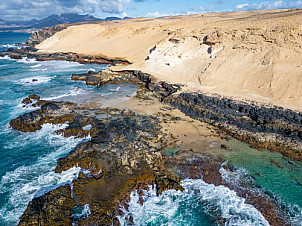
[10,97,75,132]
[1,47,130,66]
[19,184,74,225]
[13,90,292,225]
[71,69,302,161]
[164,92,302,161]
[12,97,187,225]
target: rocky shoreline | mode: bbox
[72,69,302,161]
[0,47,130,66]
[2,46,301,225]
[13,95,285,225]
[4,45,300,160]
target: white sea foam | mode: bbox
[219,162,255,188]
[0,55,11,60]
[18,57,37,64]
[71,204,91,221]
[1,44,18,48]
[30,64,42,68]
[17,75,52,85]
[220,162,302,225]
[43,87,86,101]
[0,123,84,223]
[118,179,269,226]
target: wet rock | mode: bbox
[1,47,130,66]
[10,101,75,132]
[72,69,302,161]
[164,92,302,161]
[28,94,40,100]
[221,144,228,149]
[19,184,74,225]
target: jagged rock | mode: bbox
[70,69,302,160]
[19,184,74,226]
[164,92,302,161]
[1,47,130,66]
[10,101,76,132]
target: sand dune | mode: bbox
[37,9,302,110]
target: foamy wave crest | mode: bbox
[18,75,52,85]
[30,64,42,68]
[18,57,37,64]
[43,87,86,101]
[1,44,19,48]
[0,123,84,223]
[71,204,91,221]
[118,179,269,226]
[219,162,256,189]
[0,55,11,60]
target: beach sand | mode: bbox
[36,8,302,111]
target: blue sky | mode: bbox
[106,0,302,18]
[0,0,301,21]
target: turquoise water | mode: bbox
[0,33,301,225]
[0,33,137,224]
[222,139,302,224]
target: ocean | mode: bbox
[0,32,301,225]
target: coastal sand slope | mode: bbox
[37,9,302,110]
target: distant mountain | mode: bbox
[0,13,132,32]
[104,17,122,21]
[34,13,100,27]
[1,13,100,30]
[0,13,124,32]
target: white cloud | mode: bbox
[0,0,131,20]
[236,3,249,9]
[145,11,179,18]
[121,12,128,17]
[235,0,302,11]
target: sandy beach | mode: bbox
[36,8,302,111]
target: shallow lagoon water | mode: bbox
[0,33,301,225]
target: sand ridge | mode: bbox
[37,8,302,110]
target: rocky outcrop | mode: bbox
[19,184,74,225]
[14,88,290,225]
[0,47,130,66]
[28,24,70,46]
[10,101,75,132]
[71,69,302,161]
[72,70,181,101]
[13,96,189,225]
[164,92,302,161]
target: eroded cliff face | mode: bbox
[28,24,70,46]
[28,20,105,46]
